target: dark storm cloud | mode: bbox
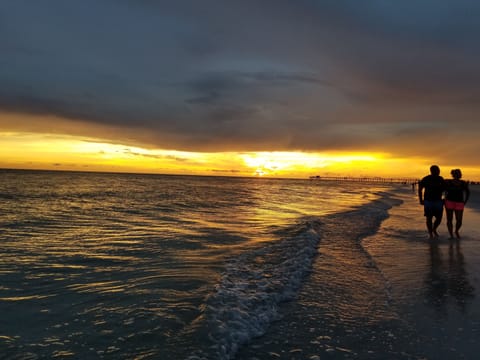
[1,0,480,159]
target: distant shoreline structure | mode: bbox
[309,175,419,185]
[309,175,480,185]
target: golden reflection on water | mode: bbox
[0,171,400,359]
[49,264,88,269]
[0,295,51,301]
[67,281,127,294]
[0,335,15,340]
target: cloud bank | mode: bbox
[1,0,480,163]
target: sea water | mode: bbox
[1,170,479,359]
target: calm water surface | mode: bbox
[0,170,380,359]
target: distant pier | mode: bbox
[309,175,419,185]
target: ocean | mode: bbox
[1,170,480,359]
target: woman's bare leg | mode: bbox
[454,209,464,238]
[446,209,454,238]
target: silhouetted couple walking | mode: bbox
[418,165,470,240]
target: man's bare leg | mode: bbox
[426,217,434,239]
[432,217,441,238]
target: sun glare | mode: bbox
[240,152,381,177]
[0,131,438,178]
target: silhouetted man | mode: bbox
[418,165,446,240]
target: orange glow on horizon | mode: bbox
[240,152,381,177]
[2,131,479,180]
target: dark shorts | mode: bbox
[424,200,444,218]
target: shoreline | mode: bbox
[364,186,480,359]
[235,185,480,359]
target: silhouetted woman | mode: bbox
[445,169,470,239]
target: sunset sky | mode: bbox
[1,1,479,179]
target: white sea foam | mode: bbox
[191,191,402,360]
[200,219,322,359]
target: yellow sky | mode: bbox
[1,113,479,180]
[2,130,467,180]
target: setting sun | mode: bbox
[0,131,456,179]
[240,152,380,177]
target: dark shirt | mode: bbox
[419,175,445,201]
[445,179,468,202]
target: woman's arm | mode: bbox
[464,181,470,204]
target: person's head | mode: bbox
[430,165,440,176]
[451,168,462,179]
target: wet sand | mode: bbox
[360,186,480,359]
[236,186,480,359]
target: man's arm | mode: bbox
[418,182,424,205]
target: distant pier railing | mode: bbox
[309,176,419,184]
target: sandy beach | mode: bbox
[235,185,480,359]
[360,185,480,359]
